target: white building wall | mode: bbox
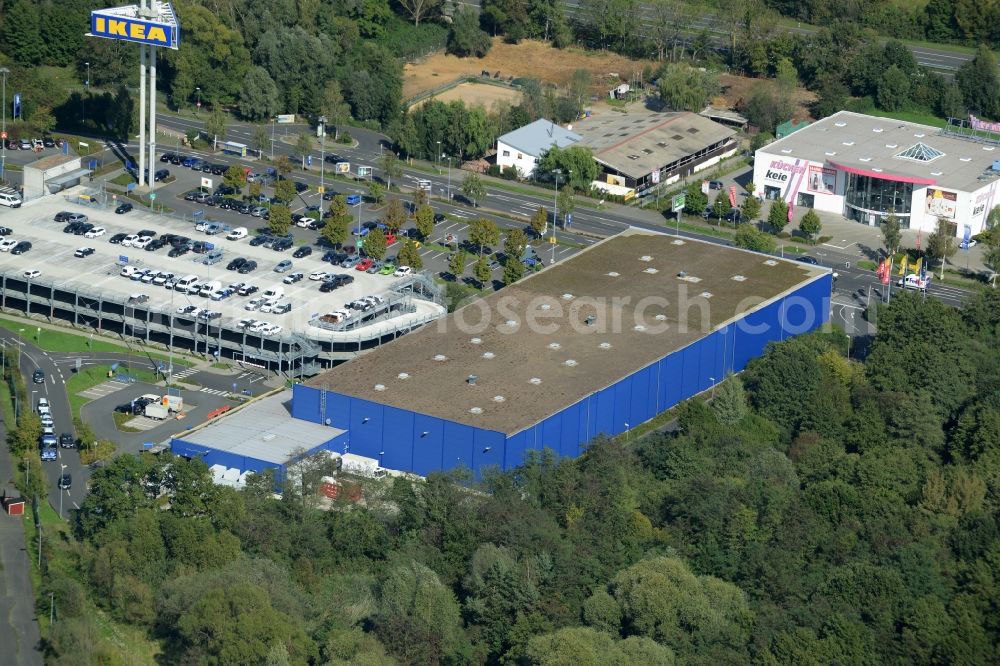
[496,141,539,178]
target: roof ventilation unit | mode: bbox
[548,342,562,350]
[433,354,448,361]
[607,271,620,277]
[529,377,542,385]
[540,303,552,310]
[482,352,495,359]
[469,407,483,415]
[467,375,478,385]
[671,239,685,245]
[564,359,578,367]
[584,315,596,326]
[764,259,778,266]
[639,255,653,262]
[562,293,574,300]
[654,314,667,322]
[700,291,713,299]
[397,372,410,380]
[634,324,646,332]
[470,337,482,345]
[374,384,386,392]
[504,319,517,327]
[643,267,659,274]
[492,395,505,403]
[732,275,747,281]
[598,342,612,349]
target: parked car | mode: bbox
[237,260,257,274]
[378,263,396,275]
[84,226,106,238]
[23,268,40,278]
[393,265,413,277]
[109,232,128,244]
[58,473,72,489]
[355,258,374,271]
[154,169,170,182]
[283,272,305,284]
[115,202,134,214]
[293,246,313,259]
[74,247,95,258]
[274,259,293,273]
[227,257,247,271]
[59,433,75,449]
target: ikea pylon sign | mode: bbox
[89,4,180,50]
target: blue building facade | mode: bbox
[290,274,832,477]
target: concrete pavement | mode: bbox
[0,419,44,666]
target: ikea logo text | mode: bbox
[92,16,171,47]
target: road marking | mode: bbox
[200,387,231,396]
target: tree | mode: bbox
[536,146,600,190]
[384,198,406,233]
[983,226,1000,280]
[469,218,500,254]
[448,7,492,57]
[462,173,486,208]
[379,152,402,191]
[275,179,297,204]
[321,80,351,140]
[8,413,42,458]
[800,209,822,241]
[712,375,748,425]
[296,133,313,168]
[237,67,280,121]
[374,561,463,664]
[741,195,761,222]
[882,213,902,255]
[926,216,958,278]
[504,228,528,259]
[223,165,246,193]
[413,188,428,208]
[712,192,732,220]
[205,103,227,146]
[268,205,292,236]
[530,206,549,236]
[503,258,524,285]
[396,0,443,25]
[322,218,349,248]
[449,250,467,279]
[767,198,789,232]
[364,228,388,260]
[876,65,910,112]
[368,181,385,204]
[524,627,675,665]
[252,125,270,157]
[248,181,262,201]
[474,255,492,287]
[397,239,423,270]
[735,225,777,253]
[1,0,44,65]
[658,64,719,112]
[683,182,708,215]
[415,204,435,239]
[274,155,292,178]
[956,45,1000,121]
[558,186,576,222]
[814,75,850,119]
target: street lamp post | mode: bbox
[444,155,452,200]
[83,62,90,128]
[59,464,66,519]
[0,67,8,182]
[435,140,441,171]
[552,169,561,266]
[319,116,326,199]
[195,86,201,114]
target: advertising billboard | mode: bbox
[925,187,957,220]
[90,4,180,50]
[806,165,836,194]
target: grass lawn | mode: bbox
[112,411,142,432]
[110,172,134,187]
[858,260,879,271]
[0,316,192,368]
[863,108,947,128]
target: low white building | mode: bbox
[753,110,1000,237]
[496,119,581,178]
[23,154,85,200]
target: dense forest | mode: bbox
[32,288,1000,664]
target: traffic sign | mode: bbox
[317,185,325,194]
[0,131,6,139]
[149,192,157,201]
[671,193,686,213]
[549,235,556,244]
[651,169,660,184]
[119,255,128,264]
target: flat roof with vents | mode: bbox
[569,109,736,180]
[309,230,826,433]
[760,110,1000,191]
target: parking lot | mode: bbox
[0,198,443,338]
[127,150,593,289]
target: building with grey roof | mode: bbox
[753,110,1000,237]
[496,118,582,177]
[570,109,738,193]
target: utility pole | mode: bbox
[0,67,8,182]
[319,116,326,198]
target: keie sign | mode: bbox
[764,159,806,184]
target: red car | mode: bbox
[385,233,397,246]
[355,258,374,271]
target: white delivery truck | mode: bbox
[144,403,169,420]
[339,453,387,479]
[162,394,184,412]
[227,227,248,241]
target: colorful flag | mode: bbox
[898,255,907,276]
[728,185,737,208]
[916,228,922,250]
[912,257,922,275]
[876,260,885,280]
[881,258,891,285]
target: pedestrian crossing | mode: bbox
[172,366,198,379]
[199,387,231,396]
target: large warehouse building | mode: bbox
[273,230,832,478]
[753,110,1000,237]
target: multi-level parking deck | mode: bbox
[0,194,445,374]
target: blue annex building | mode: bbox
[277,229,832,478]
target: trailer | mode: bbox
[339,453,387,479]
[144,403,169,420]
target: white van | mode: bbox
[262,286,284,300]
[175,274,200,293]
[226,227,248,241]
[0,189,22,208]
[120,265,139,278]
[198,280,222,297]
